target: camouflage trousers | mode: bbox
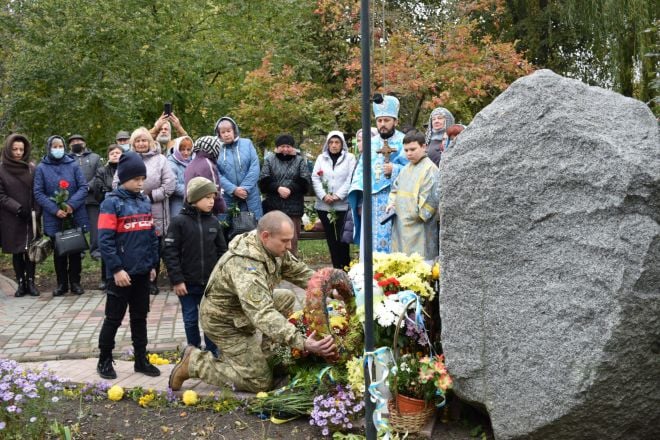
[188,289,296,393]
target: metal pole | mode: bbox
[361,0,376,438]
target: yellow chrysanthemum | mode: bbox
[329,315,348,330]
[288,310,303,321]
[107,385,124,401]
[432,262,440,280]
[182,390,198,406]
[256,392,269,399]
[346,356,365,395]
[147,353,170,365]
[138,392,155,407]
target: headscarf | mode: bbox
[193,135,221,161]
[45,135,68,161]
[425,107,455,145]
[172,136,194,164]
[2,134,33,188]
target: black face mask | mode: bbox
[71,143,85,153]
[276,153,295,161]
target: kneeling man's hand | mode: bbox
[304,331,337,358]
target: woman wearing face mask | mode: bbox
[258,134,310,256]
[90,144,123,290]
[167,136,194,216]
[33,135,90,297]
[0,134,41,297]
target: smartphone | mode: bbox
[164,102,172,116]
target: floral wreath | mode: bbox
[288,267,362,364]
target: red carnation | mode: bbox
[59,180,70,189]
[317,170,324,177]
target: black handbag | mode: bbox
[28,211,52,264]
[54,227,89,256]
[228,201,257,240]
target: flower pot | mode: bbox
[396,394,427,414]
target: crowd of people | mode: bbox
[0,95,465,386]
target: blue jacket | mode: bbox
[215,117,263,219]
[33,155,90,237]
[98,188,159,278]
[167,149,188,217]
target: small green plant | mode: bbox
[50,420,73,440]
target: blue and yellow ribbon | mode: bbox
[364,346,395,438]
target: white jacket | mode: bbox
[312,131,356,212]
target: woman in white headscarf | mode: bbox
[425,107,454,166]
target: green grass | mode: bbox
[0,251,102,286]
[0,239,347,285]
[297,241,358,268]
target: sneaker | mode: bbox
[97,358,117,379]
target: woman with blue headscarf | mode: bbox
[34,135,89,296]
[425,107,454,166]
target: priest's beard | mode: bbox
[379,126,395,139]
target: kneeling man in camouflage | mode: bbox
[169,210,336,392]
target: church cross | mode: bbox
[376,139,396,163]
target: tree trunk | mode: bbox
[410,93,425,128]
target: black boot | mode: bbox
[97,353,117,379]
[12,254,27,297]
[53,254,68,296]
[70,283,84,295]
[27,279,39,296]
[53,284,68,297]
[134,351,160,377]
[26,262,39,296]
[14,278,26,297]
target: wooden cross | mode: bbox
[376,139,396,163]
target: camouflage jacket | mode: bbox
[200,230,313,351]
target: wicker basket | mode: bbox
[387,399,435,433]
[388,296,436,433]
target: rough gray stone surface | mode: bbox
[438,69,660,440]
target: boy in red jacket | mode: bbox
[97,151,160,379]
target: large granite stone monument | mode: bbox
[439,70,659,439]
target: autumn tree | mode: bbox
[472,0,658,109]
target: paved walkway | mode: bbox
[0,273,304,397]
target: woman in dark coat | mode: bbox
[34,135,89,297]
[258,134,310,255]
[0,134,40,296]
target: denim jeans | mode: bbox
[179,284,218,356]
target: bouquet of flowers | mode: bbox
[50,180,72,228]
[316,170,338,238]
[309,384,364,437]
[390,353,452,403]
[348,253,437,349]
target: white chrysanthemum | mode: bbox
[374,301,395,327]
